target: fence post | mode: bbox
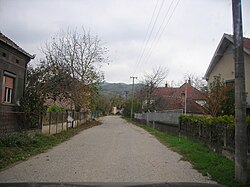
[55,112,58,134]
[223,126,227,148]
[39,112,43,130]
[199,124,202,138]
[146,112,149,126]
[209,126,212,143]
[49,112,51,135]
[152,112,155,129]
[62,112,64,131]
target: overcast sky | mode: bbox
[0,0,249,85]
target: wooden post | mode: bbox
[55,112,58,134]
[48,113,51,135]
[62,112,64,131]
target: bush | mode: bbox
[47,104,65,112]
[0,132,33,147]
[247,116,250,125]
[179,115,248,127]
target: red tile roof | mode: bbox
[154,87,177,97]
[0,32,34,59]
[243,37,250,50]
[153,82,207,114]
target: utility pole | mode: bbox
[232,0,247,183]
[184,80,187,114]
[130,76,137,119]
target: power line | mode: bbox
[134,0,165,73]
[134,0,159,68]
[141,0,175,63]
[142,0,181,65]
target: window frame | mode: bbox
[2,71,16,104]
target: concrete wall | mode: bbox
[135,109,183,125]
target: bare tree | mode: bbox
[40,28,108,111]
[183,72,207,91]
[42,28,107,84]
[140,66,168,111]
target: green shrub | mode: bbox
[0,132,31,147]
[247,116,250,125]
[47,104,65,112]
[179,115,242,127]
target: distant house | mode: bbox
[153,80,207,114]
[0,32,35,112]
[204,33,250,114]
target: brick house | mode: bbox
[0,32,35,112]
[153,80,207,114]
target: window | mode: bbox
[2,75,15,103]
[16,59,19,64]
[4,87,13,103]
[2,52,6,57]
[225,79,235,87]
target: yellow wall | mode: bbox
[208,44,250,106]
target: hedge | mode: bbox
[179,115,250,127]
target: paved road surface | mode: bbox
[0,116,214,183]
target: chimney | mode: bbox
[165,82,168,87]
[188,78,191,85]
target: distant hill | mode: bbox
[100,82,143,98]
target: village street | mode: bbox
[0,116,214,183]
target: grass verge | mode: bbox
[123,116,249,187]
[0,120,101,170]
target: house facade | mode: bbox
[204,33,250,114]
[153,80,207,114]
[0,32,35,112]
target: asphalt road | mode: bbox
[0,116,215,183]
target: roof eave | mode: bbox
[204,33,233,80]
[0,38,35,60]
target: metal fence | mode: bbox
[179,120,250,155]
[135,110,250,157]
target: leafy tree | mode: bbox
[220,83,234,116]
[91,96,111,115]
[17,66,47,127]
[37,28,108,111]
[122,97,141,117]
[203,75,234,116]
[19,66,46,113]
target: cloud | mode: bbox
[0,0,249,84]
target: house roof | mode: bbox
[0,32,35,59]
[153,82,207,114]
[154,82,206,101]
[154,95,206,114]
[154,87,177,97]
[204,33,250,80]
